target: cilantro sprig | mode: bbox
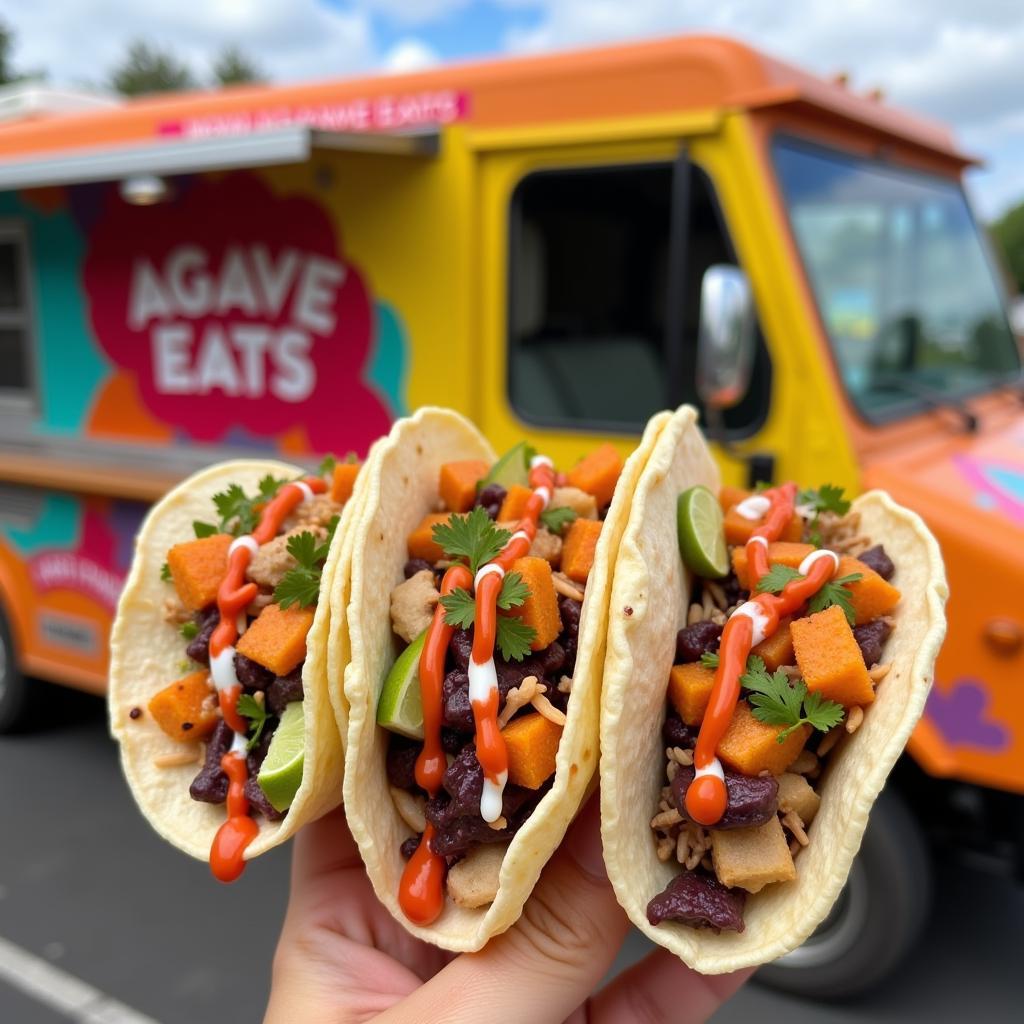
[439,570,536,661]
[539,506,577,535]
[808,573,862,624]
[273,516,339,609]
[432,506,512,574]
[160,561,172,582]
[179,620,198,640]
[740,661,844,742]
[798,484,851,545]
[237,694,271,751]
[193,475,289,538]
[755,564,804,595]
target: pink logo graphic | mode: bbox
[83,173,391,450]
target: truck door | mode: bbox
[475,135,775,476]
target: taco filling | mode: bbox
[646,481,901,932]
[133,457,358,881]
[376,441,622,925]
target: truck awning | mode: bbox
[0,125,438,190]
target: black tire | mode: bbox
[0,606,32,733]
[756,787,931,1001]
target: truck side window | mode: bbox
[507,161,769,434]
[0,224,33,400]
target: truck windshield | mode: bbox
[773,138,1021,421]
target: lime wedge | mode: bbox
[377,629,426,740]
[257,701,306,813]
[677,485,729,579]
[479,441,535,491]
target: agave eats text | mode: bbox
[129,243,348,402]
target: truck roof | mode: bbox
[0,34,970,167]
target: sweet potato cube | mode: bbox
[561,518,602,584]
[508,556,561,650]
[148,670,218,743]
[498,484,533,523]
[752,617,795,672]
[711,816,796,893]
[837,555,901,625]
[439,460,489,513]
[236,602,314,676]
[330,461,360,504]
[668,663,716,726]
[732,542,814,590]
[777,773,821,825]
[502,711,562,789]
[717,701,810,777]
[407,512,459,563]
[167,533,232,610]
[566,443,623,508]
[724,506,803,547]
[791,604,874,708]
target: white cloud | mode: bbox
[383,37,440,72]
[356,0,471,26]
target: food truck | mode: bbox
[0,35,1020,996]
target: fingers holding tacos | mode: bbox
[600,406,948,972]
[110,456,362,880]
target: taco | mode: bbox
[341,406,667,949]
[110,456,363,881]
[600,406,948,972]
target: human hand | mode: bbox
[265,795,751,1024]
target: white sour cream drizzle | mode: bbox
[693,758,725,784]
[734,494,772,521]
[748,535,769,548]
[799,548,840,577]
[468,656,504,823]
[229,730,248,756]
[480,771,508,824]
[730,600,773,646]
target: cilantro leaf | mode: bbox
[440,587,477,630]
[160,561,172,582]
[798,484,851,517]
[317,453,337,476]
[258,475,286,501]
[497,571,530,610]
[807,573,862,625]
[432,507,511,574]
[237,693,270,751]
[540,506,577,535]
[179,620,198,639]
[286,531,320,569]
[741,660,844,742]
[700,652,719,669]
[755,564,804,595]
[273,530,329,609]
[213,483,258,536]
[496,616,536,662]
[193,520,218,538]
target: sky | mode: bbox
[2,1,1021,219]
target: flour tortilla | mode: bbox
[342,406,669,950]
[110,460,355,862]
[600,405,949,973]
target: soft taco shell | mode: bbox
[342,406,669,950]
[600,406,948,973]
[110,459,353,862]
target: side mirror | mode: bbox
[695,264,756,410]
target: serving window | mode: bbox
[0,222,35,406]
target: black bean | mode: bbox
[676,621,723,663]
[190,721,233,804]
[558,594,582,676]
[404,558,434,579]
[448,628,473,671]
[129,707,142,720]
[671,765,778,829]
[853,618,893,668]
[267,666,304,716]
[858,545,895,581]
[386,737,422,791]
[424,775,537,858]
[663,712,697,749]
[245,775,287,821]
[474,483,507,520]
[246,717,277,777]
[235,652,274,691]
[441,728,467,756]
[185,607,219,665]
[400,835,421,860]
[646,871,746,932]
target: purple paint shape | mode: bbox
[925,679,1010,752]
[954,455,1024,526]
[109,500,149,572]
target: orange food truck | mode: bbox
[0,36,1020,996]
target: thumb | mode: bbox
[381,793,631,1024]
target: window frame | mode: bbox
[504,155,771,439]
[769,132,1023,427]
[0,219,39,418]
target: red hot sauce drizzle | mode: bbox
[206,476,327,883]
[684,483,840,827]
[399,456,557,924]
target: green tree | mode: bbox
[110,40,196,96]
[212,46,264,86]
[991,201,1024,293]
[0,17,32,85]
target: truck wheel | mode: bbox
[0,608,31,733]
[755,788,931,1001]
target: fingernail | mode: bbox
[564,793,607,879]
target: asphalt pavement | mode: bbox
[2,682,1021,1023]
